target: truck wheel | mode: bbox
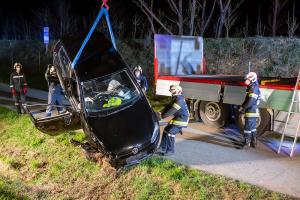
[199,101,229,128]
[236,108,270,136]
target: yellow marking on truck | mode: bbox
[261,79,281,86]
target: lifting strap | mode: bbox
[72,0,116,69]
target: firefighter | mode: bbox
[45,65,64,117]
[156,85,189,156]
[10,62,27,114]
[133,65,148,92]
[239,72,261,148]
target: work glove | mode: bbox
[23,87,28,94]
[238,107,245,114]
[11,88,16,96]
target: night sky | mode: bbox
[0,0,300,38]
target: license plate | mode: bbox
[126,152,147,164]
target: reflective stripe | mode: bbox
[245,113,259,117]
[24,83,28,86]
[249,93,258,98]
[103,97,122,108]
[10,85,14,88]
[251,129,257,132]
[244,130,251,134]
[170,120,188,126]
[13,76,24,78]
[168,134,176,138]
[172,103,181,110]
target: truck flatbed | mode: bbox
[158,75,300,90]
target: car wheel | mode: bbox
[199,101,229,128]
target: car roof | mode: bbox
[57,31,128,81]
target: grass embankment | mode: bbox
[0,107,292,200]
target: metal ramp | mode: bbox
[277,68,300,157]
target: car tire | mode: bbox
[236,108,271,136]
[199,101,230,128]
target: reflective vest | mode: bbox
[10,72,27,92]
[103,97,122,108]
[162,95,190,128]
[242,82,261,118]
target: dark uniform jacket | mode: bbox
[45,70,60,87]
[241,82,261,118]
[161,95,189,127]
[10,72,27,93]
[136,75,148,91]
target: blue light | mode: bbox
[43,27,49,44]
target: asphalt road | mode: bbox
[162,122,300,198]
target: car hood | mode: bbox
[86,98,158,155]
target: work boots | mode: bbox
[251,135,257,148]
[244,135,257,149]
[243,133,252,149]
[244,137,251,149]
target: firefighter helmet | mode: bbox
[245,72,257,83]
[107,80,121,91]
[13,62,22,70]
[169,85,182,95]
[133,65,143,74]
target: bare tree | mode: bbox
[133,0,173,34]
[33,6,52,27]
[270,0,287,36]
[256,5,263,36]
[56,0,74,37]
[133,0,200,35]
[167,0,184,35]
[189,0,197,35]
[287,2,298,38]
[216,0,232,38]
[215,0,244,38]
[199,0,217,36]
[132,14,142,39]
[22,20,32,40]
[243,15,249,37]
[224,5,237,38]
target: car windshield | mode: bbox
[81,70,140,116]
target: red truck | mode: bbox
[154,34,300,137]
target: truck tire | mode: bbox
[199,101,230,128]
[236,108,271,136]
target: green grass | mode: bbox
[0,107,293,199]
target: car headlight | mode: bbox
[151,122,159,143]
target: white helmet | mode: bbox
[169,85,182,95]
[133,65,143,74]
[14,62,22,70]
[107,80,121,91]
[245,72,257,83]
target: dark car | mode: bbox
[25,31,160,168]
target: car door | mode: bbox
[24,104,81,135]
[24,45,82,135]
[55,45,81,111]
